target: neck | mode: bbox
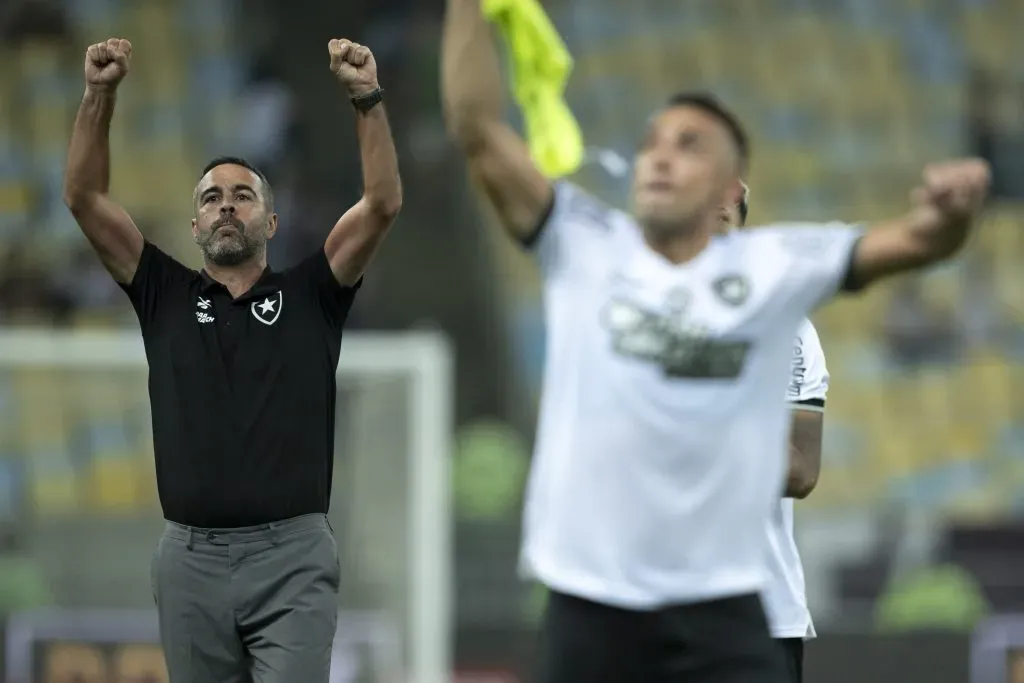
[204,256,267,298]
[641,216,715,265]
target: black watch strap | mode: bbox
[351,87,384,113]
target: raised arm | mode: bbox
[845,159,991,290]
[322,39,402,286]
[62,38,144,285]
[441,0,553,243]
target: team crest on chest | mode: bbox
[251,291,283,325]
[712,275,750,307]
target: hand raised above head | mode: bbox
[328,39,379,98]
[84,38,132,90]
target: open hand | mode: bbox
[328,39,379,97]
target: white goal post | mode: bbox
[0,329,454,683]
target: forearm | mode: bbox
[785,410,823,499]
[63,87,116,203]
[785,444,817,499]
[441,0,507,146]
[851,209,973,289]
[355,104,402,216]
[884,211,970,263]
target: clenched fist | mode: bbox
[911,158,991,227]
[84,38,132,90]
[328,39,378,97]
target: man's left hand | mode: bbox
[328,39,379,97]
[909,158,991,232]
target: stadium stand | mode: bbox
[0,0,240,513]
[499,0,1024,518]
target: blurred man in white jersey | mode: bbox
[723,197,825,683]
[442,2,989,680]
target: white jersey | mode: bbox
[762,319,828,639]
[519,182,861,609]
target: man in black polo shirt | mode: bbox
[62,37,401,683]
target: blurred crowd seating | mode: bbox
[0,0,1020,553]
[0,0,243,326]
[0,0,1019,639]
[0,367,154,516]
[495,0,1024,520]
[0,0,247,516]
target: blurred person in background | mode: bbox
[882,277,960,368]
[0,0,69,47]
[441,0,989,681]
[0,246,70,323]
[234,54,298,186]
[722,196,827,683]
[62,35,400,683]
[967,68,1024,201]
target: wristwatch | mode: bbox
[351,87,384,113]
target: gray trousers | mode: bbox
[151,513,340,683]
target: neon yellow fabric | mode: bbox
[482,0,583,178]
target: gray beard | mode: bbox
[199,231,264,266]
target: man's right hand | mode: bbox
[67,36,144,285]
[85,38,132,90]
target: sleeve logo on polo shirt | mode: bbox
[251,290,283,326]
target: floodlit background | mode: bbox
[1,0,1023,681]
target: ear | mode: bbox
[265,213,278,239]
[727,178,747,207]
[191,217,199,242]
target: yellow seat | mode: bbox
[962,7,1013,69]
[869,418,921,484]
[113,645,169,683]
[86,457,142,511]
[25,101,71,155]
[0,180,31,216]
[948,487,1009,521]
[44,643,107,683]
[13,40,62,82]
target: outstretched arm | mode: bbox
[323,39,402,286]
[845,159,991,291]
[441,0,553,243]
[63,38,144,285]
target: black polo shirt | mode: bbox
[120,241,359,527]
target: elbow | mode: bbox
[61,177,81,209]
[786,470,819,499]
[62,184,90,214]
[443,107,490,156]
[366,187,403,223]
[62,175,105,214]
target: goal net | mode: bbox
[0,329,453,683]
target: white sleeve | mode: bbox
[757,222,865,317]
[523,181,627,279]
[786,319,829,411]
